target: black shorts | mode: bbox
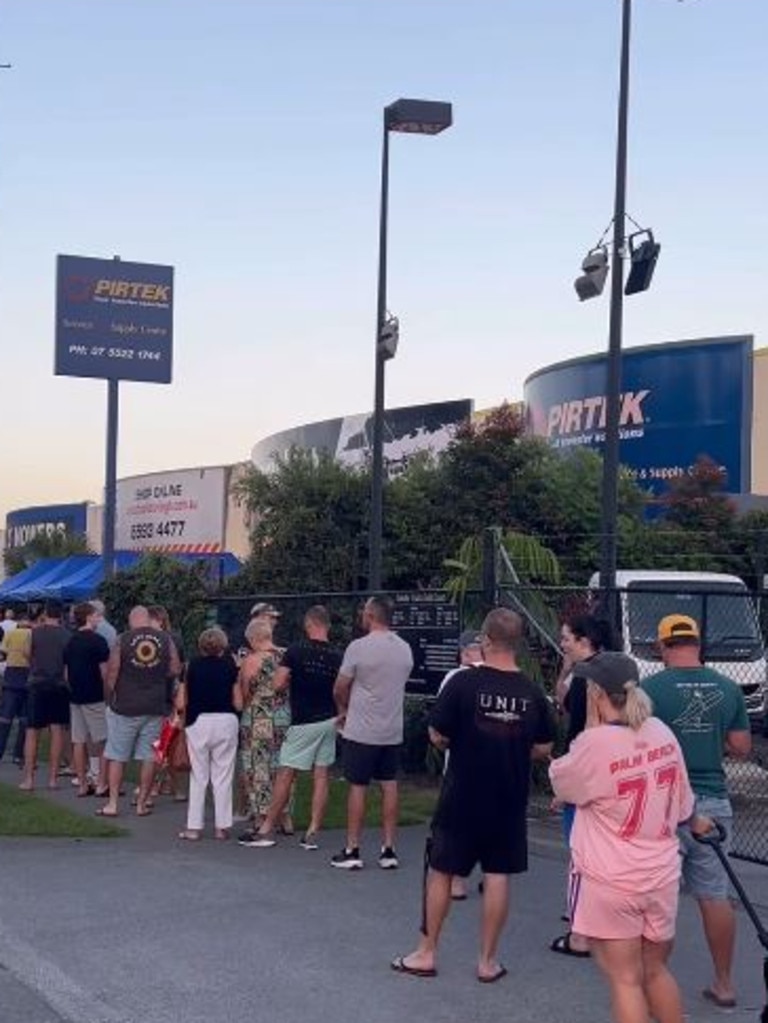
[342,739,400,786]
[428,821,528,877]
[26,686,70,730]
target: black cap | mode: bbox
[572,652,640,696]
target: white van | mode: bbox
[588,570,767,720]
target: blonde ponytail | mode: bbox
[609,682,653,730]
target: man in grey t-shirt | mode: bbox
[332,596,413,871]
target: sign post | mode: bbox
[55,254,174,577]
[103,377,120,578]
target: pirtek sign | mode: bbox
[547,390,650,438]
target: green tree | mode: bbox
[532,448,649,583]
[231,448,369,593]
[97,554,211,649]
[3,530,91,578]
[436,404,554,540]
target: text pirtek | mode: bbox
[547,390,650,438]
[94,279,171,302]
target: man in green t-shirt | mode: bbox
[643,614,751,1010]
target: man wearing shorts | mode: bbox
[392,609,554,981]
[246,605,342,850]
[643,614,751,1010]
[332,596,413,870]
[100,606,180,817]
[20,601,71,791]
[64,602,110,797]
[0,612,32,766]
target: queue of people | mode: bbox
[0,595,753,1020]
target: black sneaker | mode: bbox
[300,832,319,851]
[237,830,273,848]
[330,847,363,869]
[378,846,399,870]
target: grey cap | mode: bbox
[459,629,483,650]
[572,651,640,696]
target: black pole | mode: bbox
[102,377,119,580]
[102,253,121,581]
[369,116,390,591]
[599,0,632,618]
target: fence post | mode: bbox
[482,527,499,611]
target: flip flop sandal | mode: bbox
[95,807,119,818]
[390,956,437,979]
[130,796,155,809]
[136,806,154,817]
[178,830,202,841]
[478,966,508,984]
[550,934,591,959]
[702,988,737,1009]
[451,892,468,901]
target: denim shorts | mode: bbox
[678,795,732,901]
[104,708,162,763]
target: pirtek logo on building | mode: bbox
[94,278,171,303]
[547,390,650,437]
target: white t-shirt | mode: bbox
[0,620,17,637]
[340,630,413,746]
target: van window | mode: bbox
[625,581,763,662]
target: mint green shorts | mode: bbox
[279,717,337,771]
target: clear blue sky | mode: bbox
[1,0,766,520]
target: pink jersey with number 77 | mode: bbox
[550,717,695,893]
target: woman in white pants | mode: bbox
[177,628,242,841]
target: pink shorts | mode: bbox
[570,871,679,943]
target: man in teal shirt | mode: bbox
[643,614,751,1010]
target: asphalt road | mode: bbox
[1,768,768,1023]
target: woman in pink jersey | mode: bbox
[550,652,711,1023]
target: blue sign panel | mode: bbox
[5,503,89,549]
[524,336,752,494]
[55,255,173,383]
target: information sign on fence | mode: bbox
[392,592,461,696]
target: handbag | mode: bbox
[168,724,191,773]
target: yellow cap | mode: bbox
[657,614,700,643]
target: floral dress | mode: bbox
[239,652,280,823]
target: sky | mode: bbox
[1,0,766,521]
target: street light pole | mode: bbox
[599,0,632,616]
[368,117,390,593]
[367,98,452,592]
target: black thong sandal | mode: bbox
[390,956,437,978]
[550,933,591,959]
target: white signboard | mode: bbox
[116,466,227,553]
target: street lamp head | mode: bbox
[625,229,660,296]
[574,246,609,301]
[385,98,453,135]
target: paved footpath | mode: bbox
[1,765,767,1023]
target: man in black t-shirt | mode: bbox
[244,605,342,850]
[392,608,555,983]
[20,600,72,792]
[63,602,111,797]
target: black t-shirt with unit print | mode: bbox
[429,666,555,832]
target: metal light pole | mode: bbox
[599,0,632,616]
[368,98,453,591]
[369,118,390,594]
